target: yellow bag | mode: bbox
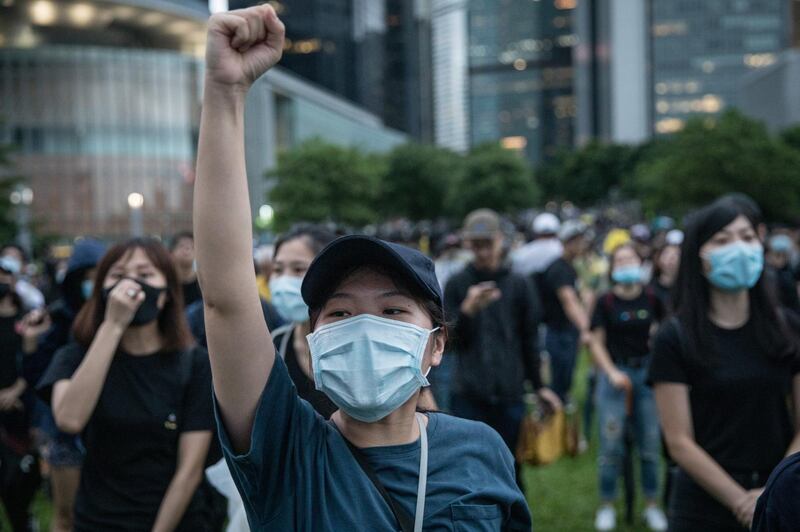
[515,407,566,466]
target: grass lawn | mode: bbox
[10,351,662,531]
[523,351,661,531]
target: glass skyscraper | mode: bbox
[651,0,792,134]
[466,0,576,163]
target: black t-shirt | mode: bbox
[591,289,664,364]
[37,343,214,531]
[649,318,800,473]
[649,279,672,312]
[540,258,578,329]
[274,326,337,419]
[182,279,202,308]
[0,314,21,389]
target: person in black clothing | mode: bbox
[766,233,800,313]
[185,297,284,349]
[752,451,800,532]
[0,261,44,531]
[539,219,592,401]
[649,197,800,532]
[446,208,560,491]
[37,238,214,532]
[268,225,338,418]
[170,232,202,308]
[24,238,106,532]
[650,242,680,312]
[588,243,667,531]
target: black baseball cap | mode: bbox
[301,235,443,310]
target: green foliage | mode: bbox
[537,141,641,206]
[780,124,800,152]
[267,138,384,231]
[379,143,462,221]
[446,143,539,219]
[631,110,800,221]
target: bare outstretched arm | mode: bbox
[194,5,285,454]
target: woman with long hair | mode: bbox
[649,197,800,531]
[268,225,338,418]
[194,6,531,530]
[37,239,214,531]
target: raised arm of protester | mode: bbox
[193,5,285,454]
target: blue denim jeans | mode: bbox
[545,326,579,401]
[596,362,661,502]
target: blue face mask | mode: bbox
[81,279,94,300]
[269,275,309,323]
[307,314,437,423]
[704,241,764,292]
[770,235,793,253]
[612,265,642,285]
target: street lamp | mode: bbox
[128,192,144,237]
[9,185,33,258]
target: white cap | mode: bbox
[558,219,588,242]
[532,213,561,236]
[665,229,684,246]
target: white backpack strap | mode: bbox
[272,324,294,360]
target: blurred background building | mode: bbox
[229,0,435,141]
[3,0,800,241]
[0,0,404,239]
[432,0,577,163]
[648,0,793,135]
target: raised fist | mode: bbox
[205,5,285,89]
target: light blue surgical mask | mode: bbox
[81,279,94,300]
[307,314,437,423]
[612,265,642,285]
[769,235,793,253]
[704,241,764,292]
[269,275,309,323]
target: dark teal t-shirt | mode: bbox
[215,356,532,531]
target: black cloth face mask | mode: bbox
[0,282,10,300]
[103,279,166,326]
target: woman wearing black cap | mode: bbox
[194,6,531,531]
[649,197,800,531]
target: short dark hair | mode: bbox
[169,231,194,251]
[0,243,26,262]
[73,238,193,352]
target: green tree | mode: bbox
[378,143,463,221]
[537,141,641,206]
[447,143,539,219]
[632,110,800,221]
[267,138,384,230]
[780,124,800,152]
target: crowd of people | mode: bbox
[2,5,800,532]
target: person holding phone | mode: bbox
[650,197,800,531]
[445,208,560,494]
[193,7,532,530]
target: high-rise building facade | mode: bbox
[431,0,470,152]
[0,0,404,239]
[467,0,576,163]
[431,0,577,163]
[385,0,434,141]
[574,0,651,145]
[230,0,433,140]
[650,0,792,134]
